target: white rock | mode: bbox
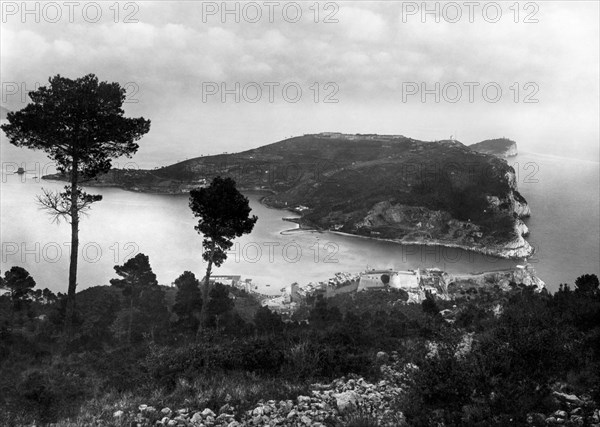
[113,410,124,418]
[553,391,584,405]
[334,391,359,413]
[201,408,216,417]
[298,395,311,404]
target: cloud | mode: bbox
[0,1,597,160]
[337,6,387,42]
[52,39,74,56]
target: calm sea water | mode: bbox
[1,141,598,294]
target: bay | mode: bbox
[1,145,598,294]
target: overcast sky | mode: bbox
[1,1,598,165]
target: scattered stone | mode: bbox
[201,408,216,418]
[570,415,584,426]
[190,412,203,424]
[297,395,311,405]
[216,413,233,422]
[554,410,568,418]
[174,414,189,425]
[161,408,173,416]
[113,410,124,418]
[334,390,359,413]
[219,404,232,414]
[553,391,584,405]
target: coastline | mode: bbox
[326,230,531,260]
[256,197,532,260]
[42,176,533,260]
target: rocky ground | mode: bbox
[106,353,408,427]
[111,378,406,426]
[102,352,599,427]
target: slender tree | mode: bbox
[0,74,151,337]
[110,253,158,345]
[189,176,257,326]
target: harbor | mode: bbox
[256,263,546,315]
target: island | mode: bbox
[43,133,533,259]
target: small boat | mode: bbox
[16,167,25,174]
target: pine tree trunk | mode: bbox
[64,158,79,340]
[196,244,215,338]
[199,258,213,327]
[9,291,15,330]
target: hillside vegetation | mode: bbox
[1,264,599,426]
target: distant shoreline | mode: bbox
[255,195,529,260]
[326,229,528,260]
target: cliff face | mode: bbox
[470,138,518,158]
[345,193,532,259]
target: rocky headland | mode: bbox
[470,137,518,158]
[43,133,533,259]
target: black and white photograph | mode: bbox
[1,1,599,425]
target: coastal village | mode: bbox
[215,263,546,318]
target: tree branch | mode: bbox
[36,187,102,224]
